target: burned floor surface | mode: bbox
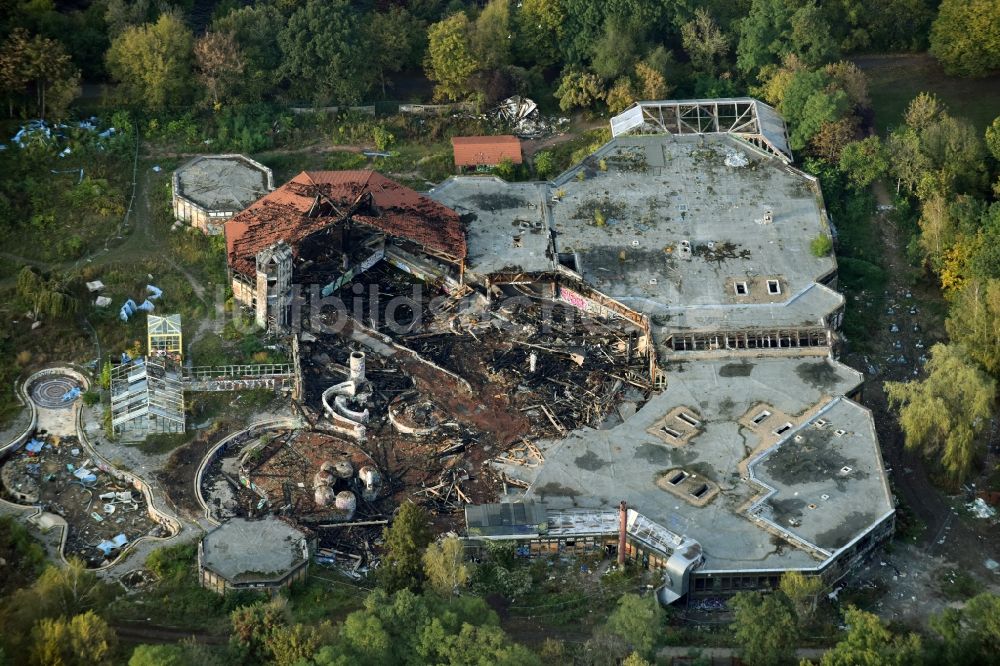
[197,265,654,559]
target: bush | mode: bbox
[534,151,556,180]
[373,125,396,151]
[493,158,516,181]
[82,390,100,407]
[810,234,833,257]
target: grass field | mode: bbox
[854,54,1000,132]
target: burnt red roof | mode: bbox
[225,170,466,277]
[451,135,523,167]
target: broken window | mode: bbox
[669,471,687,485]
[734,281,748,295]
[690,484,709,499]
[767,280,781,295]
[752,410,771,425]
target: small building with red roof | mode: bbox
[451,135,522,171]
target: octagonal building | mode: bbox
[198,517,311,594]
[173,154,273,235]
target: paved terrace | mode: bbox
[499,355,891,573]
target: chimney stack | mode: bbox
[618,500,627,566]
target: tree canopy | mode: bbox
[106,12,193,110]
[886,343,997,485]
[929,0,1000,78]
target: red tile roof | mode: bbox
[225,170,466,277]
[451,135,523,167]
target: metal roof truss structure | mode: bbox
[610,98,793,163]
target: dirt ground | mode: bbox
[1,435,163,566]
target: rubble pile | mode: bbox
[0,433,161,566]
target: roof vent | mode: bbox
[815,419,828,428]
[834,429,846,437]
[632,239,640,247]
[840,466,852,474]
[820,494,830,500]
[678,239,692,260]
[794,435,804,443]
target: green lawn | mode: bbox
[854,53,1000,132]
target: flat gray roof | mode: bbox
[749,396,893,554]
[201,517,306,582]
[175,155,272,212]
[549,135,836,320]
[499,355,890,572]
[427,177,550,277]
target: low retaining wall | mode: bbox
[194,418,303,527]
[1,366,183,570]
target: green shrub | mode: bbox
[810,234,833,257]
[494,158,516,181]
[82,390,100,407]
[373,125,396,151]
[534,151,556,180]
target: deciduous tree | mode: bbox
[0,29,79,119]
[379,502,432,593]
[681,8,729,77]
[929,0,1000,78]
[635,61,669,100]
[422,537,470,596]
[737,0,839,78]
[212,4,283,103]
[278,0,373,105]
[554,69,604,112]
[16,267,77,320]
[729,591,798,666]
[946,278,1000,374]
[515,0,563,67]
[886,343,996,486]
[821,606,923,666]
[230,598,289,664]
[472,0,512,71]
[30,611,117,666]
[106,12,194,110]
[425,12,478,102]
[194,31,245,108]
[606,593,662,660]
[779,571,823,621]
[605,77,636,114]
[928,592,1000,664]
[839,136,888,188]
[365,6,425,97]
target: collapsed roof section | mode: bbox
[610,98,793,163]
[225,170,467,278]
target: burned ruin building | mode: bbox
[216,98,893,603]
[224,170,467,331]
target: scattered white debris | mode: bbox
[724,150,749,168]
[967,497,997,519]
[85,280,105,293]
[152,165,162,172]
[95,296,112,308]
[985,559,999,571]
